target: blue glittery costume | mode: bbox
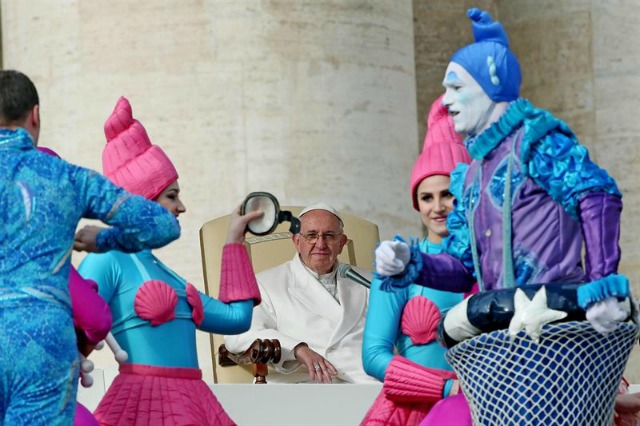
[0,128,180,425]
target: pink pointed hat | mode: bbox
[410,95,471,211]
[102,97,178,200]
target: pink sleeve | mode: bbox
[383,356,456,403]
[217,243,261,306]
[70,266,113,344]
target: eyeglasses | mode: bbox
[299,232,342,244]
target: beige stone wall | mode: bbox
[1,0,420,383]
[413,0,495,148]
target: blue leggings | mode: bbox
[0,298,78,425]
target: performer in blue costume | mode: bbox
[375,7,630,352]
[79,97,262,426]
[0,71,180,426]
[374,9,637,426]
[360,96,472,426]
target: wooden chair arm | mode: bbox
[218,339,281,384]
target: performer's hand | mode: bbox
[615,392,640,415]
[226,203,263,244]
[76,328,96,357]
[449,380,461,396]
[375,240,410,276]
[293,343,338,384]
[586,296,628,334]
[73,225,103,252]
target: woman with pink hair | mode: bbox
[79,97,261,425]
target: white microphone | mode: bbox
[338,263,371,289]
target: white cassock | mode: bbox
[224,254,379,384]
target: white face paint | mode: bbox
[441,62,497,136]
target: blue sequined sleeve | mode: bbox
[520,121,621,220]
[443,163,476,276]
[76,168,181,253]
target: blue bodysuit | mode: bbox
[79,250,252,367]
[361,239,464,425]
[0,128,179,425]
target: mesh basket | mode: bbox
[447,321,639,426]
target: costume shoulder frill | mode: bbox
[468,98,620,220]
[442,163,475,275]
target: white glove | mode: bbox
[586,296,629,334]
[375,240,411,276]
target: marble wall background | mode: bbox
[2,0,639,382]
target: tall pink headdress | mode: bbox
[410,95,471,211]
[102,97,178,200]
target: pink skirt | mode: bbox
[361,389,434,426]
[94,364,235,426]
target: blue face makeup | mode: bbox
[444,71,463,87]
[442,62,497,136]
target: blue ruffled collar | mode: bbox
[465,98,533,160]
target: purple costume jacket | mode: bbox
[390,99,624,300]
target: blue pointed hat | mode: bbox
[450,8,521,102]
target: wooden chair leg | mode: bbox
[253,362,268,384]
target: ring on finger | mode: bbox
[313,363,321,370]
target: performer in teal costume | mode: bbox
[361,97,472,426]
[80,97,261,425]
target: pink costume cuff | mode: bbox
[218,243,261,306]
[383,356,456,403]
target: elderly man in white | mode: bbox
[224,203,378,384]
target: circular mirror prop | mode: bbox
[241,192,301,236]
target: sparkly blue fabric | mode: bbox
[0,298,78,425]
[512,247,539,287]
[0,127,180,423]
[487,156,524,208]
[465,98,620,220]
[1,128,180,299]
[442,163,475,276]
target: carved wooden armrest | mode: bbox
[218,339,281,384]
